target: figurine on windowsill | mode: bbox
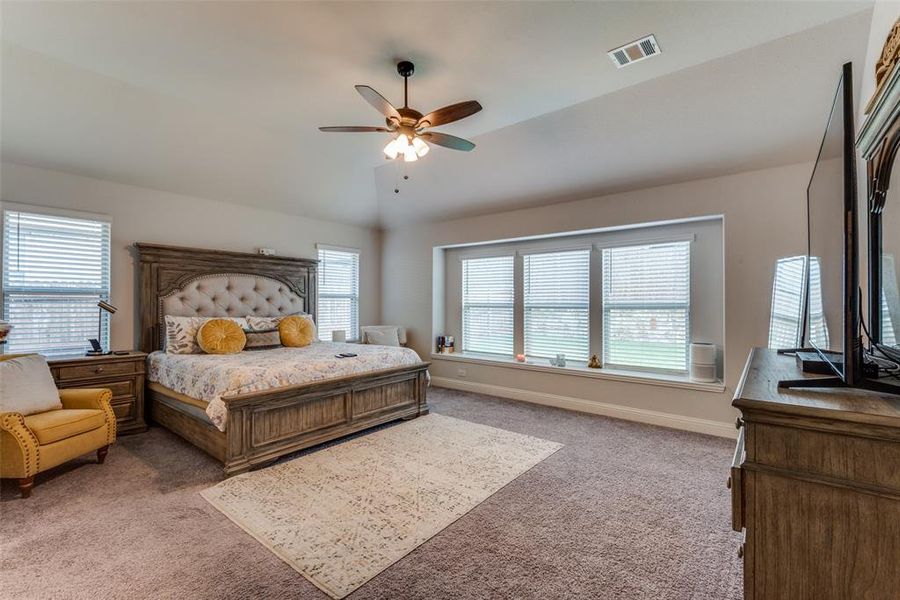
[588,354,601,368]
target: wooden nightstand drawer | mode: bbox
[58,360,134,381]
[104,379,135,398]
[111,399,135,421]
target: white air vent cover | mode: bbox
[608,34,660,68]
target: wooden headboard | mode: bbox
[134,243,318,353]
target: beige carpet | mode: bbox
[200,413,562,599]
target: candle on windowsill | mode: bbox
[515,354,526,363]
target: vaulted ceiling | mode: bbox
[1,1,874,227]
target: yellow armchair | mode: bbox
[0,387,116,498]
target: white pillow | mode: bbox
[365,327,401,347]
[0,354,62,415]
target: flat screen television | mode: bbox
[779,62,868,389]
[806,62,860,382]
[782,62,898,393]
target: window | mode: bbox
[602,241,691,373]
[524,249,590,361]
[462,256,514,355]
[316,246,359,341]
[768,256,807,349]
[2,210,111,357]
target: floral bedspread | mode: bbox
[147,342,426,431]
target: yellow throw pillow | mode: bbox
[197,318,247,354]
[279,315,316,347]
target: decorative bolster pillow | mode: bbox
[243,328,282,350]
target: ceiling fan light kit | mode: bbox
[319,60,481,162]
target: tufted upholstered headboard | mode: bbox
[135,243,317,353]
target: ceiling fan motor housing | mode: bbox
[397,61,415,78]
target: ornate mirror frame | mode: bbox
[858,17,900,342]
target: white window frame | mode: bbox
[522,248,591,362]
[316,244,360,342]
[2,206,112,357]
[461,254,515,356]
[600,240,692,375]
[443,223,721,383]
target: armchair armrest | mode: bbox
[0,412,40,478]
[59,388,113,410]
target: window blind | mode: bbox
[2,210,111,357]
[882,254,898,346]
[806,257,829,348]
[768,256,806,349]
[316,247,359,341]
[524,249,590,361]
[883,292,897,346]
[602,241,690,373]
[462,256,514,355]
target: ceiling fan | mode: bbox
[319,61,482,162]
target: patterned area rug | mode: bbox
[200,413,563,598]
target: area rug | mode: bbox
[200,413,563,598]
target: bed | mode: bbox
[135,243,429,475]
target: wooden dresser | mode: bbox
[731,348,900,598]
[49,352,148,435]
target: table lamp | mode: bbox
[87,300,117,356]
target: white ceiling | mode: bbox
[0,1,874,227]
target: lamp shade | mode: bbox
[97,300,117,314]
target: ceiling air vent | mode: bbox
[608,34,660,68]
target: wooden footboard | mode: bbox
[149,363,429,475]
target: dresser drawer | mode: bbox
[728,425,745,532]
[58,360,135,381]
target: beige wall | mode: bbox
[382,162,814,429]
[0,162,381,351]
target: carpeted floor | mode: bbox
[0,388,742,599]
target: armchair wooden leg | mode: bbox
[97,445,109,464]
[18,477,33,499]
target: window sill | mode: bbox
[429,352,725,393]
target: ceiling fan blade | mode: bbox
[417,100,482,129]
[318,126,391,132]
[421,132,476,151]
[355,85,401,122]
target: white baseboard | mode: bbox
[430,376,737,439]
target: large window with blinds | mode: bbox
[462,256,514,355]
[524,249,590,361]
[2,210,111,357]
[601,241,691,373]
[316,246,359,342]
[447,220,723,380]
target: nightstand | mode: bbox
[48,352,147,435]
